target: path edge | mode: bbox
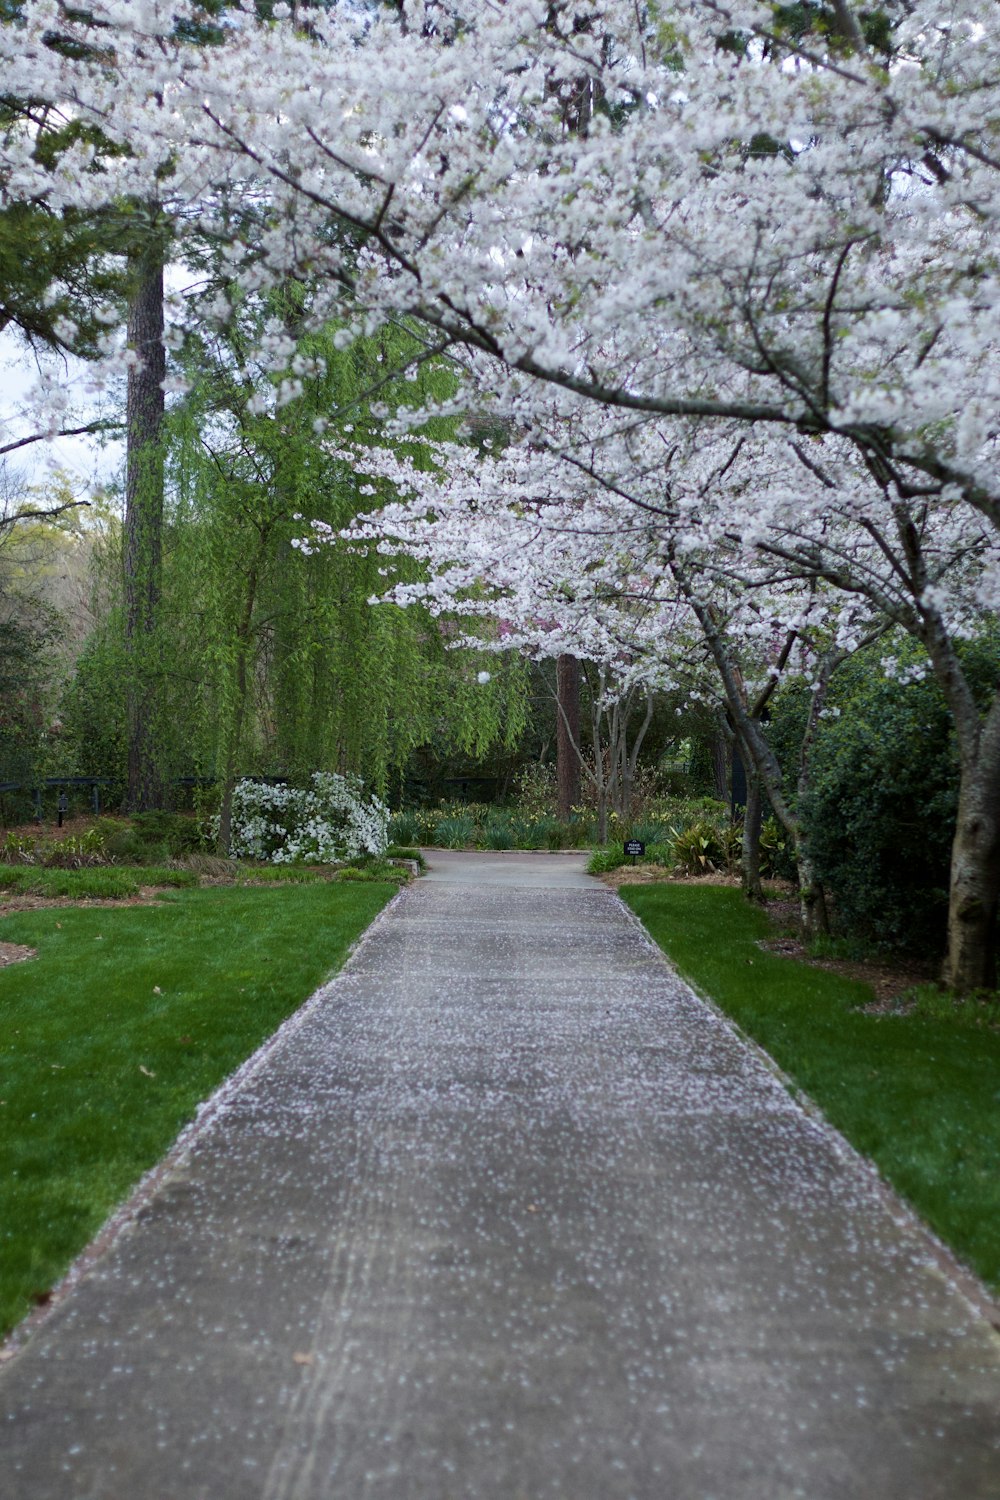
[610,887,1000,1338]
[0,882,411,1366]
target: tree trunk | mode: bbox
[596,785,609,844]
[741,760,764,902]
[711,729,729,803]
[556,653,581,820]
[124,237,165,813]
[621,688,655,824]
[796,844,830,940]
[607,698,622,819]
[216,544,265,856]
[591,669,609,842]
[943,706,1000,992]
[680,583,830,938]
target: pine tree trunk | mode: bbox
[556,653,581,820]
[124,239,165,813]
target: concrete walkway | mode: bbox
[2,851,999,1498]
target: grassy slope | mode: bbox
[0,882,393,1335]
[623,884,1000,1294]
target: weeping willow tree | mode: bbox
[160,303,527,849]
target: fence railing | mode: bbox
[0,776,220,821]
[0,774,299,823]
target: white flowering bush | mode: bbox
[226,773,388,864]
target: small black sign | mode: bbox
[624,839,645,859]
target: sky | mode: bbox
[0,332,123,503]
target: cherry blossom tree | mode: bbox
[323,417,886,924]
[3,0,998,985]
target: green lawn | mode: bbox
[623,884,1000,1294]
[0,881,393,1336]
[0,865,199,899]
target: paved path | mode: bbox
[2,852,999,1498]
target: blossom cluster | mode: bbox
[224,774,388,865]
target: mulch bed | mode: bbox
[0,941,37,968]
[755,896,936,1007]
[602,876,937,1007]
[600,867,740,890]
[755,933,934,1008]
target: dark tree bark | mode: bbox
[711,728,730,803]
[734,740,764,902]
[556,652,581,820]
[679,580,831,939]
[922,622,1000,992]
[123,238,165,813]
[946,759,1000,993]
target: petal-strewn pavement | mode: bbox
[2,850,999,1498]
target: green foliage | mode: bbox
[388,810,422,845]
[335,862,409,885]
[129,811,205,854]
[156,309,528,798]
[506,815,547,850]
[0,881,392,1333]
[770,637,965,953]
[587,846,627,875]
[0,860,200,898]
[626,884,1000,1293]
[757,816,790,880]
[0,599,61,792]
[0,828,107,868]
[233,864,325,884]
[0,200,127,359]
[510,761,558,817]
[434,814,477,849]
[667,818,739,875]
[389,801,596,850]
[384,845,426,869]
[83,811,207,866]
[59,632,127,781]
[627,819,671,847]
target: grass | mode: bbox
[0,880,394,1337]
[0,865,199,899]
[622,883,1000,1295]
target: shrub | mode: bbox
[587,846,627,875]
[667,818,740,875]
[511,761,558,817]
[224,773,388,864]
[508,815,546,849]
[799,676,955,954]
[132,811,205,855]
[388,810,422,845]
[98,811,206,865]
[757,816,790,880]
[434,814,477,849]
[0,829,109,868]
[764,633,992,954]
[628,819,672,847]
